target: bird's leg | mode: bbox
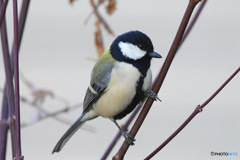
[145,90,161,102]
[110,118,135,145]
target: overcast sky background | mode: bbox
[0,0,240,159]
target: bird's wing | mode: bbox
[83,48,116,112]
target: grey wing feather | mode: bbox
[83,65,113,112]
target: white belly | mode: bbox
[93,62,141,118]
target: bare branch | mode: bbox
[0,1,16,157]
[90,0,114,35]
[12,0,24,159]
[145,67,240,159]
[0,86,9,160]
[180,0,208,47]
[0,0,8,28]
[95,20,105,57]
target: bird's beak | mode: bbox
[149,51,162,58]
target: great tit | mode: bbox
[52,30,162,153]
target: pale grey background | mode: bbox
[0,0,239,159]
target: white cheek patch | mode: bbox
[118,41,146,60]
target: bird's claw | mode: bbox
[122,131,135,145]
[145,90,161,102]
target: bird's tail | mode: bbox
[52,113,86,153]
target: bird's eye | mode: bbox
[137,44,145,50]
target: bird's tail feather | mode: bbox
[52,113,86,153]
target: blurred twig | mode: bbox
[1,85,93,131]
[80,0,117,57]
[18,73,93,131]
[89,0,115,57]
[106,0,116,15]
[90,0,114,35]
[95,20,105,57]
[21,97,93,131]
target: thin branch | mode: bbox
[17,0,31,49]
[0,86,9,160]
[200,67,239,109]
[0,0,8,28]
[1,87,82,127]
[95,19,105,57]
[180,0,208,47]
[0,0,30,159]
[0,0,16,157]
[20,71,78,125]
[22,102,79,126]
[145,67,240,159]
[0,2,10,160]
[13,0,24,159]
[113,0,201,159]
[90,0,114,35]
[84,0,106,25]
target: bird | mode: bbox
[52,30,162,153]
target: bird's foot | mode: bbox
[145,90,161,102]
[122,131,135,145]
[111,118,136,145]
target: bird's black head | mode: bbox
[110,30,162,76]
[110,30,161,61]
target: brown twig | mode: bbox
[85,0,107,25]
[180,0,208,47]
[20,72,81,126]
[22,101,80,127]
[90,0,114,35]
[18,73,93,129]
[112,0,201,159]
[145,67,240,159]
[95,20,105,57]
[106,0,116,15]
